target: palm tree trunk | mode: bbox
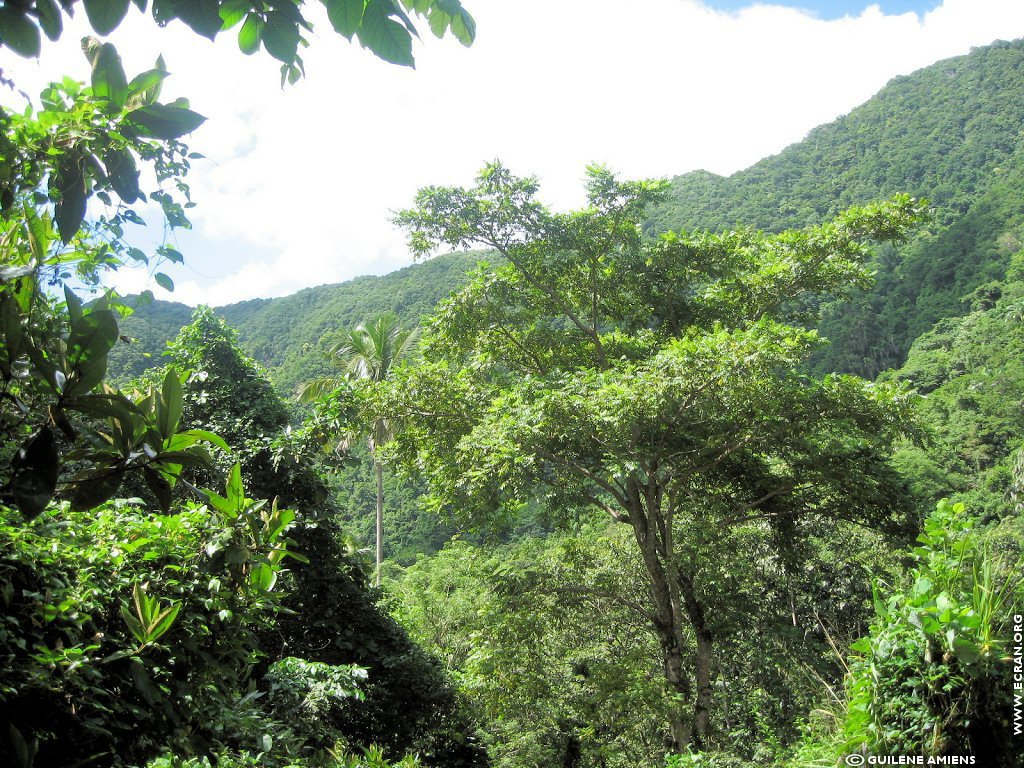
[374,456,384,587]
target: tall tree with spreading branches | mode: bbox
[381,162,926,750]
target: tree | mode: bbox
[383,163,926,751]
[0,43,226,519]
[300,312,420,585]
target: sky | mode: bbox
[5,0,1024,306]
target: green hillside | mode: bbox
[647,38,1024,375]
[110,251,485,392]
[112,41,1024,386]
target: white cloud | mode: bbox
[5,0,1024,305]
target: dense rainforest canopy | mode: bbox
[1,12,1022,768]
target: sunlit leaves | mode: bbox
[90,42,129,112]
[124,103,207,140]
[237,13,263,54]
[358,0,414,67]
[0,0,476,73]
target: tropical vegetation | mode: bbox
[1,9,1022,768]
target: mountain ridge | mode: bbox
[110,38,1024,385]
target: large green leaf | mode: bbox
[219,0,250,29]
[0,7,41,58]
[91,42,129,111]
[23,202,51,261]
[66,309,119,395]
[323,0,366,39]
[83,0,131,36]
[69,467,125,511]
[127,69,170,101]
[357,0,414,67]
[36,0,63,41]
[170,428,231,453]
[125,104,206,140]
[52,157,88,243]
[8,428,59,519]
[169,0,223,40]
[261,10,301,64]
[103,147,143,203]
[237,14,263,55]
[159,369,184,438]
[450,8,474,46]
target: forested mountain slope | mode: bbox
[112,40,1024,385]
[647,38,1024,376]
[111,252,484,391]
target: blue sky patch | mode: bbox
[701,1,942,18]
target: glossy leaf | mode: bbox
[36,0,64,41]
[358,0,414,67]
[261,10,301,63]
[90,42,129,111]
[8,428,59,519]
[83,0,132,36]
[127,68,170,100]
[238,13,263,55]
[324,0,365,39]
[125,104,206,140]
[0,7,42,58]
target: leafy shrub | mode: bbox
[0,478,298,767]
[842,499,1019,764]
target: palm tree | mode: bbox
[298,312,420,586]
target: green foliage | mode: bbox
[0,45,215,518]
[166,307,290,475]
[385,162,924,750]
[158,309,485,766]
[298,311,421,584]
[391,526,676,768]
[107,252,485,392]
[330,444,453,566]
[881,258,1024,516]
[0,480,298,766]
[0,0,475,79]
[842,500,1020,764]
[645,40,1024,377]
[393,516,904,767]
[145,744,422,768]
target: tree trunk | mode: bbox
[622,478,715,754]
[679,570,714,750]
[374,456,384,587]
